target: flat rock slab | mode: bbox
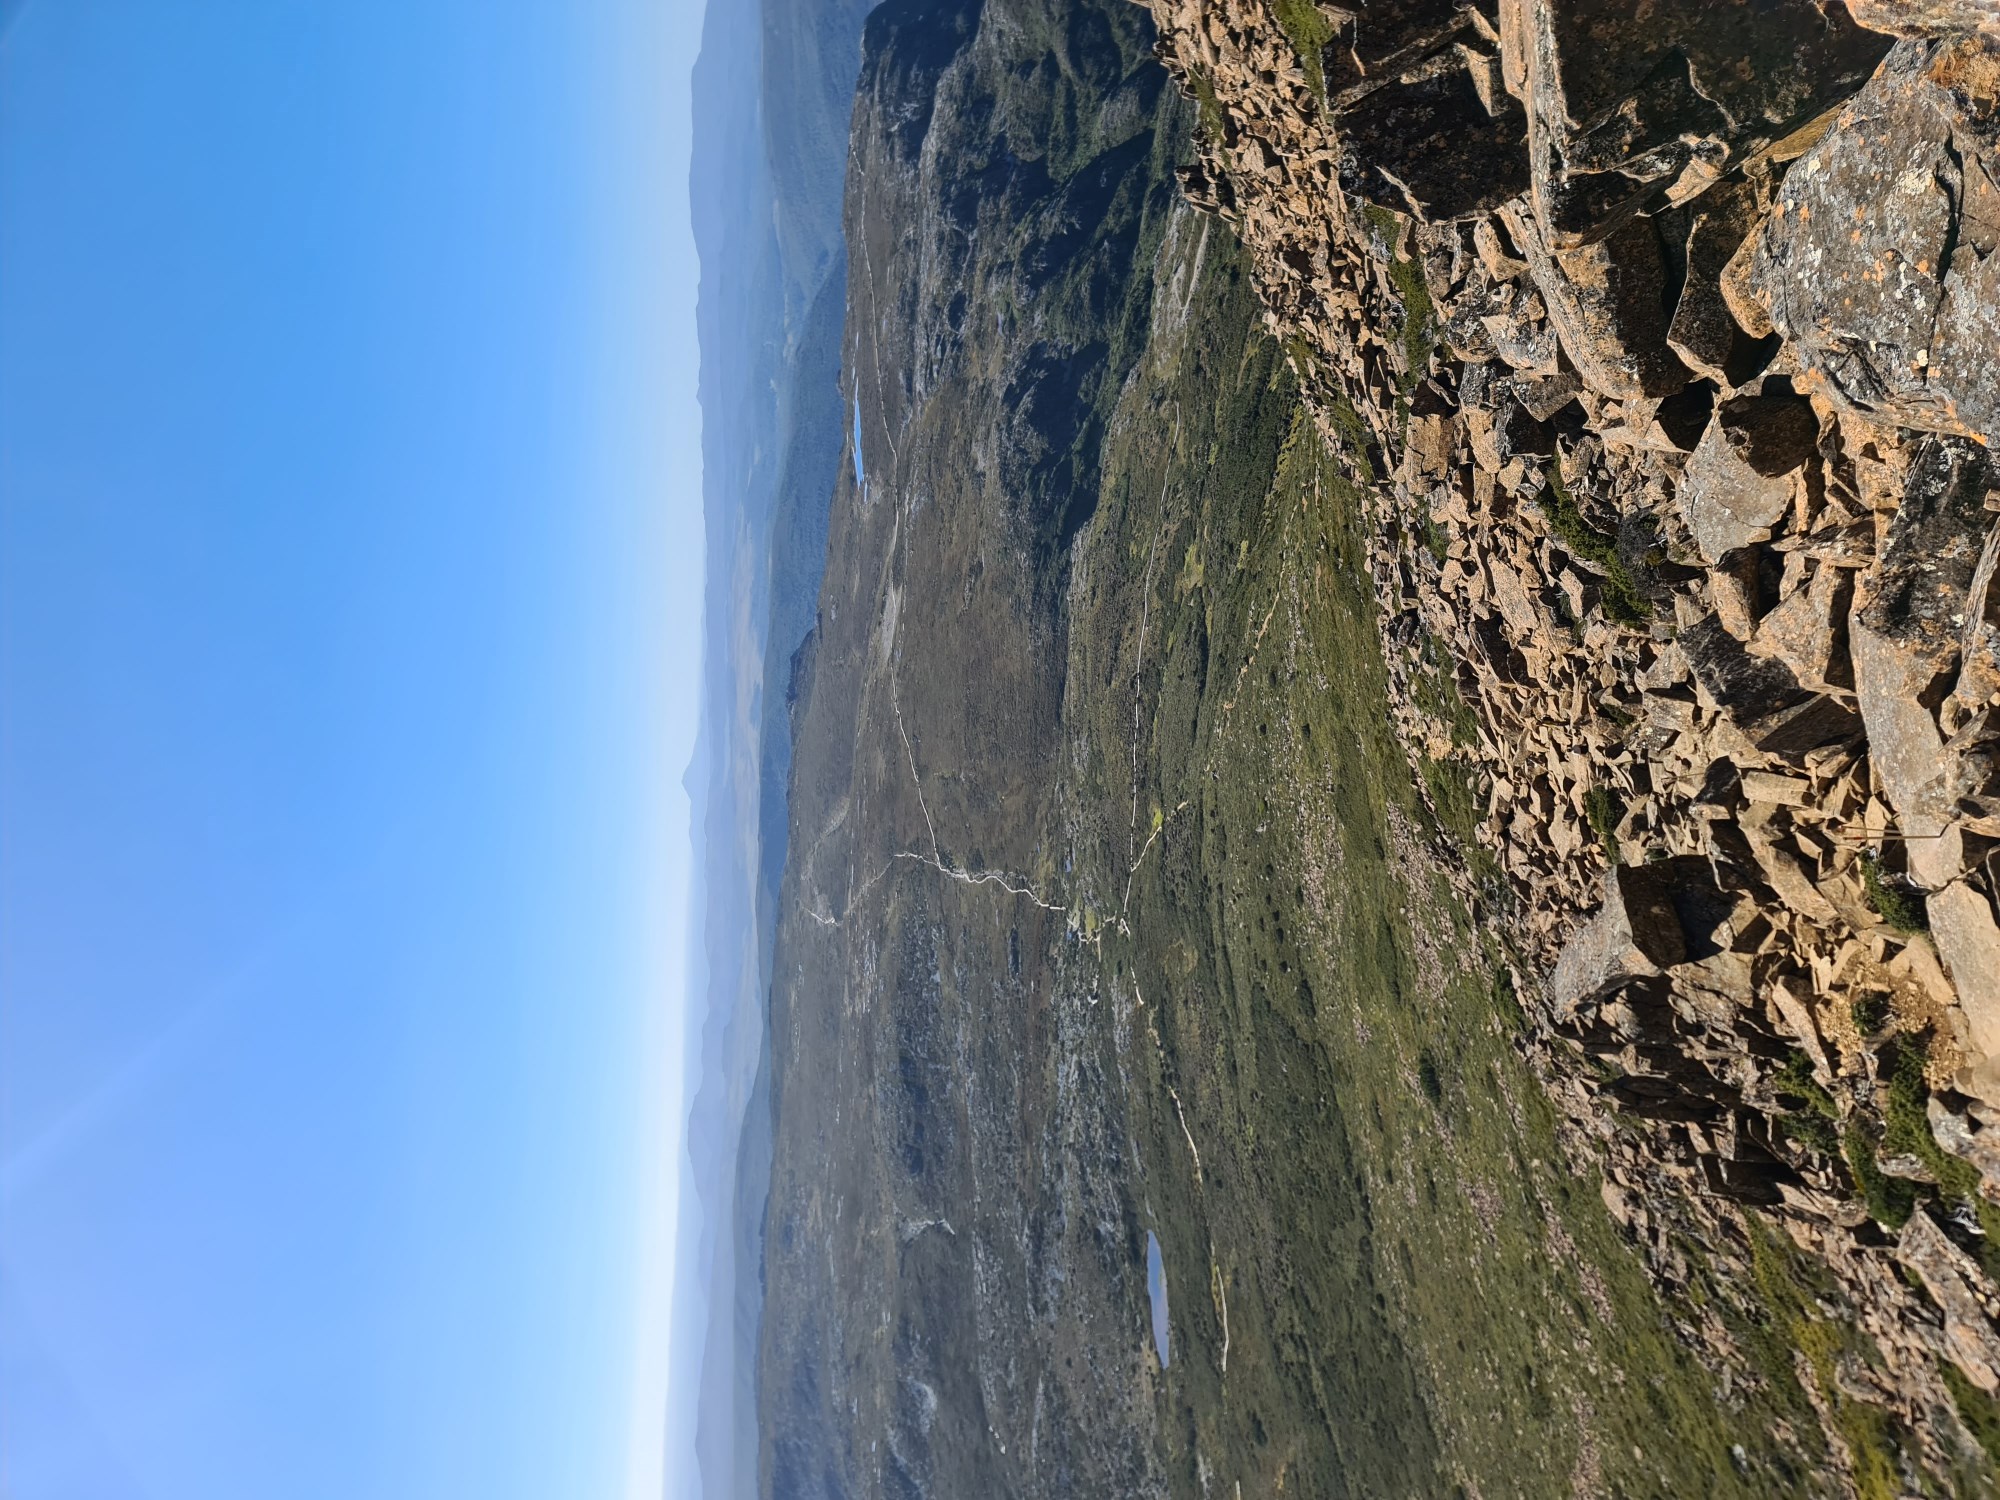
[1932,881,2000,1061]
[1677,394,1818,563]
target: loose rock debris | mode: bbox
[1142,0,2000,1478]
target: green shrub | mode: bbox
[1861,852,1929,933]
[1417,1048,1444,1106]
[1844,1123,1917,1229]
[1583,787,1623,864]
[1538,467,1651,626]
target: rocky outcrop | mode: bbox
[1142,0,2000,1481]
[1754,35,2000,443]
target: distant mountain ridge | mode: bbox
[670,2,873,1496]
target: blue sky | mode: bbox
[1,2,703,1496]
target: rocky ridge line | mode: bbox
[1141,0,2000,1482]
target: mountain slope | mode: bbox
[755,0,1862,1493]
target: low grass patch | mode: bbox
[1266,0,1332,102]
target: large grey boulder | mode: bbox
[1861,435,1993,664]
[1550,856,1740,1016]
[1849,437,1992,885]
[1755,36,2000,444]
[1551,862,1691,1016]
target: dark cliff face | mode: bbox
[758,1,1185,1494]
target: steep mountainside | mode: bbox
[752,0,1973,1493]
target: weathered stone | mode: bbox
[1710,554,1761,641]
[1743,815,1841,924]
[1842,442,1990,885]
[1550,860,1702,1015]
[1323,0,1470,100]
[1751,559,1854,692]
[1860,435,1994,664]
[1509,0,1890,247]
[1928,1096,2000,1193]
[1771,979,1836,1077]
[1742,772,1814,807]
[1503,207,1690,401]
[1667,182,1767,385]
[1682,616,1862,755]
[1511,368,1581,423]
[1851,614,1965,888]
[1465,396,1551,472]
[1845,0,2000,38]
[1933,880,2000,1063]
[1954,517,2000,711]
[1473,217,1529,282]
[1678,395,1818,563]
[1756,36,2000,443]
[1719,220,1776,341]
[1898,1208,2000,1392]
[1338,53,1531,222]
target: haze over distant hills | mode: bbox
[668,1,872,1496]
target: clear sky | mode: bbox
[1,2,704,1497]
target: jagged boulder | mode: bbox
[1676,393,1818,563]
[1897,1208,2000,1392]
[1750,560,1854,692]
[1337,51,1529,221]
[1681,616,1861,755]
[1550,856,1743,1015]
[1501,206,1689,400]
[1551,863,1689,1015]
[1755,35,2000,444]
[1861,435,1993,663]
[1851,437,1992,884]
[1667,181,1768,384]
[1505,0,1889,246]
